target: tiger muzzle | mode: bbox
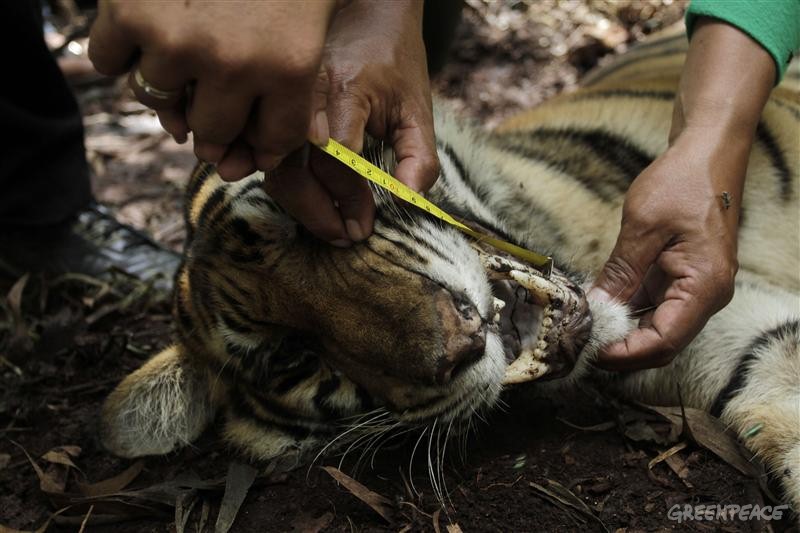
[435,292,487,385]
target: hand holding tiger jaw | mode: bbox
[590,19,777,371]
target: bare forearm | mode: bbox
[669,17,777,218]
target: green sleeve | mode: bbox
[686,0,800,82]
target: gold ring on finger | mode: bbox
[133,68,183,101]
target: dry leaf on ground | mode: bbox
[643,405,759,477]
[76,460,144,497]
[322,466,394,523]
[647,442,688,470]
[215,462,257,533]
[529,479,608,532]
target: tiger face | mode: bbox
[179,160,595,425]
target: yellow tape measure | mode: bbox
[317,138,553,276]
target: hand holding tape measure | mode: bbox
[316,139,553,276]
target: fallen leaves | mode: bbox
[647,404,760,478]
[2,441,265,533]
[322,466,394,523]
[530,479,608,531]
[215,463,257,533]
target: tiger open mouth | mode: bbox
[472,245,592,385]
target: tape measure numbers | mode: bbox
[317,138,553,276]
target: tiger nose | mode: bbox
[435,294,487,385]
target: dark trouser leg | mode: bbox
[0,2,177,287]
[0,0,92,227]
[423,0,463,77]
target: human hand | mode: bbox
[89,0,340,177]
[589,131,740,370]
[264,0,439,245]
[590,18,776,370]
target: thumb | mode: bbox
[310,91,375,241]
[307,67,330,146]
[390,112,440,193]
[590,227,665,304]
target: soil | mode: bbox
[1,1,796,532]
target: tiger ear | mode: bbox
[100,345,218,458]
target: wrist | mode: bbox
[663,130,747,224]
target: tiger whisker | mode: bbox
[307,410,390,479]
[408,426,429,498]
[427,419,442,506]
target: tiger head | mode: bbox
[185,141,629,420]
[101,136,631,461]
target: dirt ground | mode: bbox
[1,1,796,532]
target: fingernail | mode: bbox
[195,142,225,163]
[331,239,352,248]
[345,219,366,241]
[256,153,282,172]
[309,109,329,145]
[587,288,611,303]
[173,132,188,144]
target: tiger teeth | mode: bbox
[492,297,506,313]
[479,249,589,385]
[508,269,567,309]
[536,340,548,351]
[503,349,550,385]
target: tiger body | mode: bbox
[102,34,800,507]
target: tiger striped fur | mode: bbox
[101,32,800,508]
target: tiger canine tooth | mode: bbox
[508,270,563,306]
[492,297,506,313]
[503,350,550,385]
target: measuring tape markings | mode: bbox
[317,138,553,276]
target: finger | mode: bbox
[129,54,189,110]
[321,91,377,240]
[628,264,670,314]
[309,147,375,242]
[187,80,254,147]
[264,163,351,245]
[156,108,189,144]
[250,91,315,171]
[327,92,370,153]
[194,141,228,165]
[596,293,711,371]
[391,118,440,193]
[307,68,330,146]
[88,4,139,75]
[217,140,257,182]
[589,227,666,305]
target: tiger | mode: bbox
[100,32,800,510]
